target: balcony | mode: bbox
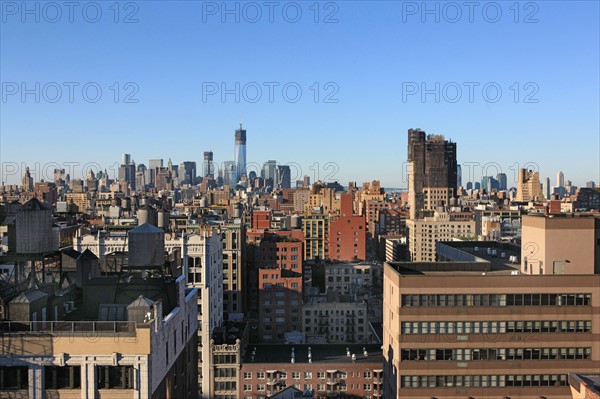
[327,378,340,385]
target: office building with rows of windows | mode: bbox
[383,238,600,399]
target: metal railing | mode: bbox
[0,321,145,335]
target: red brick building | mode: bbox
[256,233,304,272]
[34,182,58,206]
[239,344,383,399]
[252,209,272,230]
[258,267,302,343]
[328,193,366,261]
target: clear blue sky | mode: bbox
[1,0,599,188]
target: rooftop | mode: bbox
[243,344,383,365]
[386,241,522,276]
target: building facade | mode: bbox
[238,344,383,399]
[383,260,600,399]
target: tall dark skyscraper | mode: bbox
[407,128,457,219]
[203,151,214,179]
[234,124,247,182]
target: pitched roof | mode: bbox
[18,198,51,212]
[78,249,98,261]
[10,290,48,304]
[130,223,162,234]
[127,295,154,308]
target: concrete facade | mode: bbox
[383,261,600,399]
[0,276,199,399]
[521,214,600,275]
[407,213,475,262]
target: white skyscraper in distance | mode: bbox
[557,171,565,188]
[234,124,247,182]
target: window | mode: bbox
[44,366,81,389]
[304,372,312,380]
[244,372,252,380]
[244,384,252,391]
[0,367,28,390]
[96,366,134,389]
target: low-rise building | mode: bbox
[238,344,384,399]
[303,294,370,344]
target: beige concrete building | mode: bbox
[0,271,198,399]
[305,187,339,215]
[383,241,600,399]
[517,169,543,202]
[302,215,329,261]
[72,227,225,398]
[521,214,600,275]
[407,212,475,261]
[65,193,91,213]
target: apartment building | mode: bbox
[303,295,369,344]
[406,211,475,261]
[239,344,383,399]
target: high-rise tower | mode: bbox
[203,151,214,178]
[407,129,457,219]
[557,171,565,188]
[234,124,247,182]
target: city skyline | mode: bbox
[2,2,599,187]
[1,135,597,189]
[2,2,600,398]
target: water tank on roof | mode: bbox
[233,202,243,218]
[291,214,303,229]
[128,223,165,268]
[157,208,170,229]
[137,204,157,226]
[16,198,57,254]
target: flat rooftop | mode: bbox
[388,241,524,276]
[243,344,383,365]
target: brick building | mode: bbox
[258,268,303,343]
[328,193,366,261]
[238,344,383,398]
